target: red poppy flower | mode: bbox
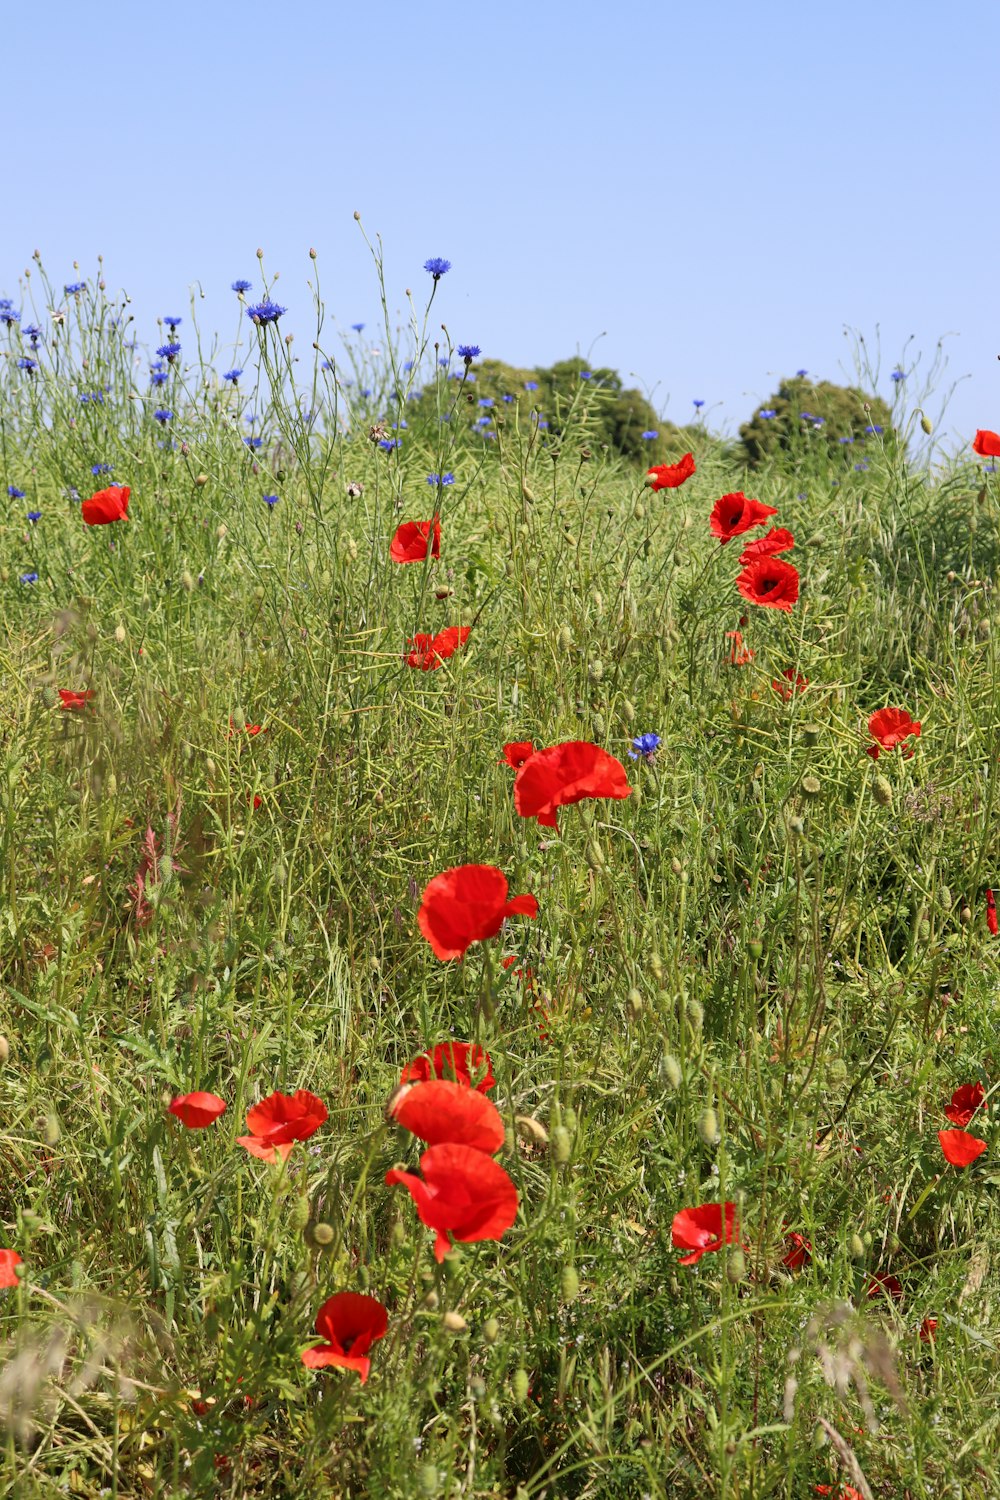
[709,492,778,544]
[866,1272,903,1302]
[248,793,262,811]
[972,429,1000,458]
[300,1292,389,1383]
[865,706,920,761]
[671,1202,740,1265]
[81,485,130,525]
[501,741,535,770]
[513,740,632,829]
[400,1041,495,1093]
[938,1129,987,1167]
[945,1082,986,1127]
[0,1250,22,1288]
[987,890,998,937]
[385,1141,519,1262]
[389,1079,505,1154]
[58,689,96,710]
[646,453,696,491]
[736,556,800,612]
[726,629,753,665]
[417,863,538,961]
[228,719,264,737]
[245,1088,327,1144]
[168,1092,227,1129]
[772,668,809,700]
[781,1232,812,1270]
[405,625,470,671]
[390,515,441,564]
[237,1136,295,1164]
[919,1317,938,1342]
[738,527,796,564]
[814,1488,864,1500]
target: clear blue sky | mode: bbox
[5,0,997,451]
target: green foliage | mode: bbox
[739,374,897,468]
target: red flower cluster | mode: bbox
[671,1202,741,1265]
[387,1037,519,1262]
[237,1089,328,1164]
[390,516,441,564]
[865,706,920,760]
[972,429,1000,458]
[417,863,537,961]
[512,740,631,829]
[82,485,130,526]
[646,453,696,491]
[301,1292,388,1383]
[710,494,800,612]
[405,625,470,671]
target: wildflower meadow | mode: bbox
[1,236,999,1499]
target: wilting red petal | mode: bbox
[301,1292,388,1384]
[386,1142,519,1261]
[237,1136,295,1163]
[738,527,796,563]
[813,1487,864,1500]
[866,1272,903,1301]
[987,891,998,937]
[400,1042,495,1093]
[513,740,631,830]
[390,516,441,564]
[919,1317,938,1342]
[501,741,535,770]
[736,556,800,612]
[944,1082,986,1127]
[646,453,696,491]
[58,689,96,710]
[245,1089,327,1145]
[168,1092,227,1129]
[389,1079,504,1153]
[972,429,1000,458]
[938,1129,987,1167]
[772,668,808,700]
[417,864,537,960]
[406,625,470,670]
[671,1203,740,1265]
[81,485,130,525]
[709,492,778,544]
[0,1250,22,1288]
[781,1232,812,1270]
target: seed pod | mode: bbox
[313,1222,334,1247]
[0,1037,9,1065]
[560,1264,580,1303]
[748,939,763,959]
[511,1369,530,1405]
[960,905,972,925]
[419,1463,440,1495]
[515,1115,548,1147]
[800,774,821,798]
[685,998,704,1031]
[482,1317,500,1344]
[726,1248,746,1283]
[873,775,893,807]
[849,1233,866,1260]
[442,1311,468,1334]
[550,1125,572,1163]
[698,1107,719,1146]
[662,1054,683,1090]
[558,625,573,652]
[626,988,643,1020]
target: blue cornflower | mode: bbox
[692,399,704,409]
[502,393,514,403]
[27,510,41,523]
[403,360,414,372]
[891,369,905,382]
[628,732,661,762]
[796,368,808,377]
[641,430,658,440]
[78,391,105,404]
[537,419,549,430]
[759,409,776,419]
[321,359,334,371]
[839,436,854,445]
[391,420,408,430]
[223,368,242,384]
[17,357,36,372]
[151,370,169,387]
[524,380,539,391]
[424,258,452,279]
[350,322,365,332]
[438,356,450,367]
[64,281,86,295]
[0,307,20,326]
[456,344,480,362]
[475,416,491,427]
[153,408,173,424]
[263,493,279,507]
[360,388,372,398]
[8,486,25,498]
[246,300,286,325]
[231,279,253,294]
[244,436,263,449]
[986,464,999,474]
[580,370,592,380]
[813,417,825,427]
[91,464,113,475]
[865,424,883,435]
[427,473,455,487]
[157,343,181,362]
[20,572,38,585]
[797,492,807,500]
[854,462,869,471]
[0,299,11,311]
[799,411,813,421]
[23,324,42,345]
[245,412,257,423]
[163,315,182,329]
[478,397,494,408]
[378,438,400,452]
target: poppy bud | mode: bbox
[662,1054,683,1090]
[849,1233,866,1260]
[698,1107,719,1146]
[726,1248,746,1283]
[650,952,664,983]
[195,472,209,486]
[419,1463,440,1495]
[482,1317,500,1344]
[939,885,951,910]
[180,570,195,592]
[557,625,573,652]
[550,1125,572,1163]
[685,998,704,1031]
[800,774,821,798]
[873,775,893,807]
[788,817,805,836]
[960,905,972,925]
[591,712,606,739]
[217,523,228,540]
[313,1222,334,1247]
[585,841,605,871]
[511,1369,530,1405]
[626,988,643,1021]
[44,1112,60,1145]
[503,1126,515,1154]
[442,1311,468,1334]
[515,1115,548,1147]
[634,502,645,521]
[0,1037,9,1065]
[921,415,932,435]
[748,939,763,959]
[423,1290,440,1310]
[560,1264,580,1303]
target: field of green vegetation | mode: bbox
[1,242,998,1499]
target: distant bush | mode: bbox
[739,375,897,468]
